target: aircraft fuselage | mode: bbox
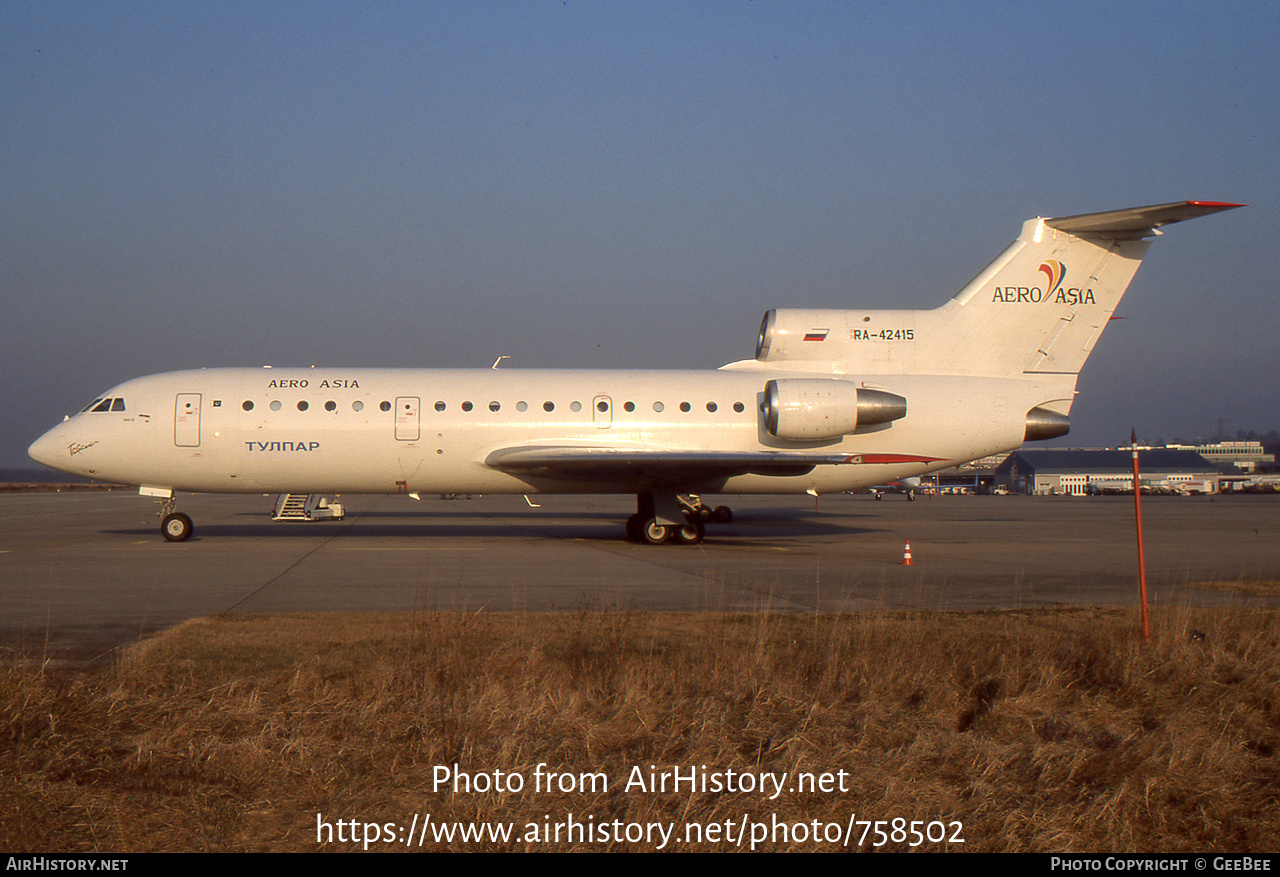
[28,365,1041,497]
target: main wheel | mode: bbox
[640,520,671,545]
[672,517,705,545]
[712,506,733,523]
[625,513,644,542]
[162,512,193,542]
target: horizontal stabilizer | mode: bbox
[1045,201,1245,238]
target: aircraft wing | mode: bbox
[485,446,944,485]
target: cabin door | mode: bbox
[175,394,201,447]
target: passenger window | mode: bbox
[270,401,282,411]
[435,401,446,411]
[324,401,336,412]
[653,402,664,412]
[462,401,474,412]
[489,401,500,412]
[353,401,364,412]
[297,401,309,411]
[380,401,391,412]
[516,401,528,412]
[570,401,582,412]
[623,401,635,412]
[706,402,717,413]
[679,402,691,413]
[243,400,254,411]
[733,402,745,413]
[543,401,555,412]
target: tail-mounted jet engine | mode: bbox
[763,379,907,441]
[1024,405,1070,441]
[756,308,859,364]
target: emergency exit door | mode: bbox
[593,395,613,428]
[395,396,420,441]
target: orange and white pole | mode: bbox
[1131,430,1150,642]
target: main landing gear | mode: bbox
[680,494,733,524]
[624,492,733,546]
[158,496,193,542]
[625,512,704,545]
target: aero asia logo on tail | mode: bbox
[992,260,1097,305]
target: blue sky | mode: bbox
[4,1,1276,467]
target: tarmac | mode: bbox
[1,489,1277,665]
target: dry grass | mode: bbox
[2,607,1278,852]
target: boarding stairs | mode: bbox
[272,493,344,522]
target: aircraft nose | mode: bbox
[28,421,68,469]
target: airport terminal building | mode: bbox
[994,449,1220,496]
[1163,441,1274,473]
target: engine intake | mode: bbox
[763,379,907,441]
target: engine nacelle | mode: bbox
[1024,405,1070,441]
[756,307,926,366]
[763,379,907,441]
[757,308,855,362]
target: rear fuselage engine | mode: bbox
[762,379,906,441]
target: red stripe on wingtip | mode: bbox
[1186,201,1247,208]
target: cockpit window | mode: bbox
[84,397,126,413]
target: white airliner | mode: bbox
[28,200,1242,545]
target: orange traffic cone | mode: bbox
[901,540,914,566]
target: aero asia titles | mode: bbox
[28,201,1243,544]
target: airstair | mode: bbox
[271,494,345,521]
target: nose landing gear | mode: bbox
[162,512,193,542]
[158,495,193,542]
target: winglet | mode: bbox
[1045,200,1245,238]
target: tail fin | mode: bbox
[752,201,1243,378]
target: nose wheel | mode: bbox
[162,512,194,542]
[158,496,193,542]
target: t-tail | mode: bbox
[753,201,1243,381]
